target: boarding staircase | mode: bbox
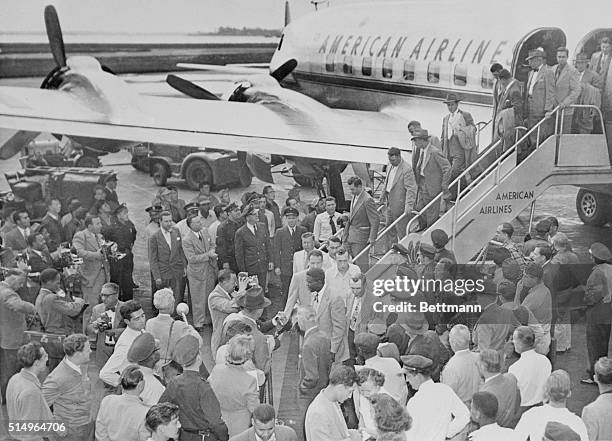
[356,104,612,274]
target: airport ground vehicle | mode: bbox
[22,139,101,169]
[130,143,255,190]
[2,166,115,219]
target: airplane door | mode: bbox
[511,28,566,84]
[575,29,612,60]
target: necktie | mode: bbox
[198,232,202,241]
[329,215,337,235]
[289,227,294,237]
[253,224,258,235]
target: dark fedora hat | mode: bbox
[410,128,430,141]
[443,93,460,104]
[237,285,271,310]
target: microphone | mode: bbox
[176,303,189,325]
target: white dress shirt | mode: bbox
[514,404,589,441]
[447,111,462,140]
[385,165,398,192]
[528,66,542,96]
[99,327,143,387]
[469,422,519,441]
[405,379,470,441]
[418,144,431,176]
[508,349,552,406]
[313,211,341,242]
[324,264,360,304]
[139,365,165,406]
[161,228,172,248]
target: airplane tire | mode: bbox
[185,159,212,190]
[152,162,169,187]
[292,166,313,187]
[576,189,610,226]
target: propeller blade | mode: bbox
[0,131,40,160]
[285,1,292,26]
[166,75,221,100]
[270,59,297,82]
[44,5,66,67]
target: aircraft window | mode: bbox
[427,62,440,83]
[382,59,393,78]
[343,56,353,74]
[326,54,335,72]
[481,66,494,88]
[454,64,468,86]
[403,60,415,80]
[362,57,372,76]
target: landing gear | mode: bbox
[576,189,611,226]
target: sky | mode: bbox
[0,0,368,34]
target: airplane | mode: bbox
[1,1,612,218]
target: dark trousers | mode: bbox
[586,322,611,376]
[0,348,18,403]
[110,252,134,301]
[347,329,357,363]
[280,275,292,308]
[250,270,268,294]
[153,275,186,311]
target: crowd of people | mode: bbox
[0,37,612,441]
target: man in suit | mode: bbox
[0,269,34,403]
[216,202,243,272]
[182,215,217,329]
[103,204,137,301]
[273,207,306,307]
[149,210,187,308]
[591,37,612,101]
[234,205,273,291]
[582,357,612,441]
[412,129,452,229]
[293,232,332,273]
[87,282,125,368]
[103,174,120,212]
[40,198,63,253]
[230,404,298,441]
[494,69,524,153]
[342,176,380,272]
[313,267,349,364]
[208,270,241,355]
[573,52,603,134]
[73,215,110,337]
[283,249,326,317]
[5,209,31,253]
[263,185,282,233]
[440,93,476,186]
[551,47,582,133]
[524,48,555,158]
[490,62,505,136]
[478,349,521,428]
[379,147,417,244]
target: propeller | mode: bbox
[166,74,221,100]
[270,59,298,82]
[44,5,66,68]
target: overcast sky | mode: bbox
[0,0,366,34]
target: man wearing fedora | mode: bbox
[573,52,602,134]
[440,93,477,187]
[235,205,274,293]
[524,48,555,159]
[411,128,452,229]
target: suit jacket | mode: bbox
[525,64,556,117]
[441,109,475,155]
[292,250,333,274]
[234,222,272,274]
[41,213,63,253]
[72,229,110,288]
[148,227,186,280]
[27,248,54,273]
[283,269,312,316]
[208,364,259,438]
[590,51,612,85]
[380,159,417,220]
[552,64,582,115]
[299,327,332,397]
[208,285,239,354]
[480,373,521,428]
[414,144,452,197]
[343,190,380,245]
[182,228,217,281]
[42,359,93,427]
[497,79,524,127]
[316,286,349,363]
[216,219,242,270]
[4,227,28,253]
[582,393,612,441]
[229,426,298,441]
[273,225,306,276]
[0,282,35,349]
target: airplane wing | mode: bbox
[0,86,411,164]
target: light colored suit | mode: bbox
[574,69,603,133]
[208,285,239,355]
[441,350,483,407]
[229,426,298,441]
[4,227,28,253]
[72,228,109,335]
[553,64,582,115]
[525,64,556,145]
[342,190,380,271]
[582,392,612,441]
[182,228,217,327]
[380,158,417,243]
[292,250,333,274]
[86,301,126,368]
[208,364,259,438]
[283,269,313,317]
[591,51,612,85]
[316,286,349,363]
